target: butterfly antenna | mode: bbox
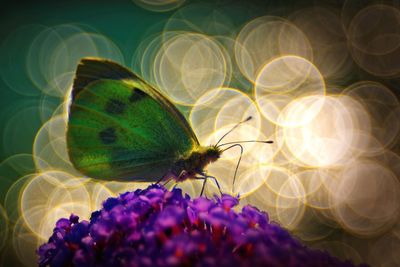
[217,140,273,147]
[215,116,252,146]
[221,144,244,193]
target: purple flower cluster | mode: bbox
[37,184,367,267]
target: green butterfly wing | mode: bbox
[67,58,199,181]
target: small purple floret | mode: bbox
[37,184,368,267]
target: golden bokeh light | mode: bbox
[154,32,230,106]
[132,0,185,12]
[235,16,312,83]
[255,56,326,127]
[348,4,400,77]
[283,95,370,167]
[26,24,124,97]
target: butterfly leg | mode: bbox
[162,170,190,190]
[199,176,208,196]
[155,176,165,184]
[156,172,177,189]
[194,173,222,196]
[164,178,174,188]
[203,173,222,195]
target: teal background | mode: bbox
[0,0,171,162]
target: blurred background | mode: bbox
[1,0,400,266]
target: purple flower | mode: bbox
[37,184,368,267]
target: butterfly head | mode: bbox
[205,146,222,164]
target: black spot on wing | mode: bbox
[99,127,116,144]
[105,99,126,114]
[129,88,147,103]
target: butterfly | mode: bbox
[67,58,272,193]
